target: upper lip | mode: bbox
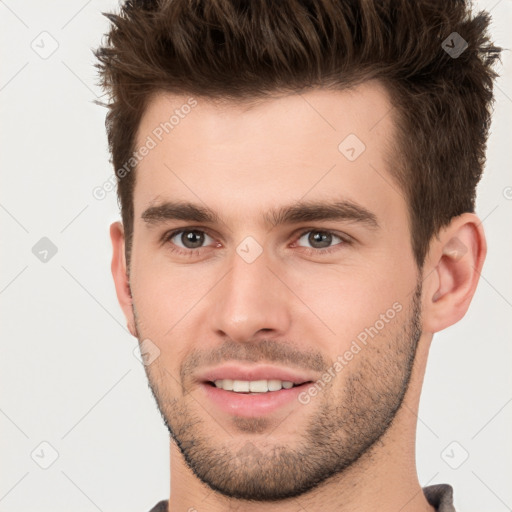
[196,364,316,385]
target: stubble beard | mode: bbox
[134,282,422,501]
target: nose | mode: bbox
[208,247,292,343]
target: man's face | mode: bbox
[124,83,423,500]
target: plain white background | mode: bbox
[0,1,510,511]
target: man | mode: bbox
[95,1,501,510]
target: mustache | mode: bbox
[180,338,329,381]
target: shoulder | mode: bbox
[146,499,168,512]
[423,484,456,512]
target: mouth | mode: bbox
[204,379,312,394]
[200,379,314,417]
[195,364,318,417]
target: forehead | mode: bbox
[132,82,405,231]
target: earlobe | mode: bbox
[110,221,137,337]
[422,214,486,333]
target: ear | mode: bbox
[422,213,487,334]
[110,221,137,337]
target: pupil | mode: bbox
[183,230,204,248]
[309,231,331,248]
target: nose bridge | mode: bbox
[209,245,291,342]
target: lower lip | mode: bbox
[200,382,311,418]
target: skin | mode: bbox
[110,81,486,512]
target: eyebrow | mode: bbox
[141,199,379,230]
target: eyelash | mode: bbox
[161,227,351,257]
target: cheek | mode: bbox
[130,268,174,339]
[130,256,214,343]
[285,264,412,350]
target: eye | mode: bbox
[294,229,348,254]
[162,227,350,258]
[164,229,217,254]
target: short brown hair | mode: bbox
[95,0,501,270]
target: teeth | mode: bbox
[233,380,250,392]
[249,380,268,393]
[222,379,233,391]
[213,379,297,393]
[268,379,283,391]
